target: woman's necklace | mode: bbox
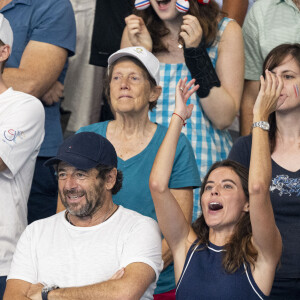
[167,34,184,49]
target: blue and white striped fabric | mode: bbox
[149,18,233,221]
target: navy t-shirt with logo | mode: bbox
[228,135,300,279]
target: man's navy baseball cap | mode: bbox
[44,132,117,170]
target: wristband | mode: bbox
[252,121,270,131]
[173,113,186,126]
[184,40,220,98]
[41,285,59,300]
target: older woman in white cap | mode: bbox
[73,46,200,298]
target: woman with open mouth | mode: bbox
[149,73,282,299]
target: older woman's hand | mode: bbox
[180,15,203,48]
[253,70,284,121]
[174,77,199,121]
[124,15,153,51]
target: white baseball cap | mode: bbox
[0,13,13,49]
[108,47,160,85]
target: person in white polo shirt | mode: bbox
[0,13,45,298]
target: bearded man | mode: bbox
[4,132,163,300]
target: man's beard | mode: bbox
[60,183,105,218]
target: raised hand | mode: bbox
[124,15,153,51]
[174,77,199,121]
[179,15,203,48]
[253,70,284,120]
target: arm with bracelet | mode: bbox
[181,15,244,130]
[247,70,282,293]
[149,78,199,284]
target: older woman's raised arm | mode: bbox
[249,71,282,265]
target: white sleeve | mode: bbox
[7,224,38,283]
[120,218,163,281]
[0,96,45,178]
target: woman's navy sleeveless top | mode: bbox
[176,241,267,299]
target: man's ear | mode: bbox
[105,168,117,191]
[149,86,162,103]
[0,45,10,62]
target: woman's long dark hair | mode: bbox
[262,43,300,153]
[134,0,221,53]
[192,160,258,273]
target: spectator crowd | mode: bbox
[0,0,299,299]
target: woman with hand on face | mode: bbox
[149,73,282,299]
[229,44,300,298]
[76,47,200,299]
[121,0,244,221]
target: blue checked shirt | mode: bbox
[149,18,233,220]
